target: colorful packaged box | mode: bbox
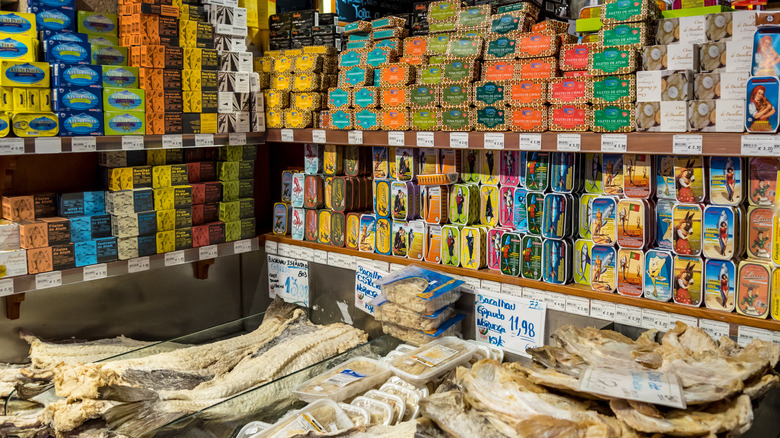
[30,7,73,33]
[0,248,26,276]
[104,189,154,215]
[0,12,36,38]
[116,234,156,259]
[102,65,139,88]
[104,111,145,135]
[19,217,70,248]
[51,63,101,88]
[0,61,49,87]
[78,12,118,36]
[27,244,75,273]
[12,112,58,137]
[589,46,638,76]
[74,237,117,266]
[53,86,101,112]
[45,40,90,64]
[92,45,126,66]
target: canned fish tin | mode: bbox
[656,155,676,199]
[526,191,544,235]
[480,185,499,227]
[409,85,440,108]
[506,80,547,106]
[591,196,617,245]
[408,219,425,260]
[709,156,742,206]
[591,245,616,292]
[673,255,703,306]
[499,186,515,227]
[344,145,366,177]
[331,211,346,247]
[584,153,603,194]
[543,238,570,284]
[550,152,577,193]
[461,150,481,183]
[291,207,305,240]
[487,227,505,270]
[305,209,318,242]
[331,176,352,212]
[548,104,591,132]
[418,148,438,175]
[773,269,780,321]
[548,77,591,105]
[373,179,391,218]
[346,212,361,249]
[304,144,323,175]
[317,210,332,244]
[673,203,702,256]
[424,223,442,263]
[675,156,706,203]
[513,187,529,232]
[523,151,549,192]
[621,154,652,199]
[358,213,377,252]
[602,154,624,196]
[304,174,324,209]
[449,183,479,225]
[375,218,392,255]
[748,157,779,206]
[573,238,592,286]
[461,225,486,269]
[617,248,644,297]
[579,193,597,239]
[542,193,569,239]
[290,172,305,208]
[617,198,650,249]
[485,32,519,60]
[442,108,472,131]
[588,45,638,76]
[703,205,736,260]
[473,106,508,131]
[705,258,736,312]
[323,144,343,176]
[391,181,411,220]
[560,43,595,71]
[737,260,772,318]
[656,199,674,250]
[422,185,449,224]
[441,224,461,267]
[748,206,773,259]
[480,150,500,185]
[272,202,290,235]
[643,249,673,302]
[324,176,333,210]
[281,170,294,203]
[392,220,410,257]
[500,231,523,277]
[521,235,543,280]
[437,148,458,174]
[395,147,417,181]
[500,150,520,186]
[474,81,506,107]
[373,147,390,179]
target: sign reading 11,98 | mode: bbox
[268,255,309,307]
[475,289,546,357]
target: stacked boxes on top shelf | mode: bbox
[269,10,342,51]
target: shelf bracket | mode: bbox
[5,293,24,320]
[193,259,214,280]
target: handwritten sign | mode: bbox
[268,255,309,306]
[475,289,546,358]
[355,263,386,314]
[580,366,686,409]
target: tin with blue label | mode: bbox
[57,111,103,136]
[53,87,101,112]
[0,36,34,61]
[43,30,88,42]
[272,202,290,235]
[656,199,674,250]
[0,12,36,36]
[52,63,101,88]
[45,40,90,64]
[542,193,573,239]
[12,112,58,136]
[512,187,528,232]
[69,214,111,242]
[543,238,570,284]
[550,152,578,193]
[74,237,117,267]
[704,258,736,312]
[290,172,304,208]
[1,61,49,87]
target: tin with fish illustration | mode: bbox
[579,193,597,239]
[424,223,443,263]
[346,212,361,249]
[543,238,570,284]
[525,191,544,235]
[523,151,549,192]
[550,152,577,193]
[317,210,332,245]
[542,193,571,239]
[373,146,390,179]
[487,227,506,270]
[324,176,333,210]
[480,150,500,185]
[437,148,458,174]
[748,157,778,206]
[291,172,305,208]
[303,174,324,209]
[656,155,676,200]
[388,147,397,179]
[331,176,351,212]
[331,211,346,247]
[601,153,623,196]
[344,145,366,177]
[373,179,391,218]
[323,144,343,176]
[281,170,294,203]
[673,254,703,307]
[584,153,603,194]
[305,209,318,242]
[737,260,772,318]
[617,248,644,297]
[500,231,523,277]
[499,186,515,227]
[272,202,290,235]
[704,259,736,312]
[573,238,592,286]
[590,196,617,245]
[644,249,673,302]
[461,225,486,269]
[408,219,425,260]
[480,184,499,227]
[672,203,702,256]
[623,154,652,198]
[392,220,410,257]
[656,199,674,250]
[675,156,706,203]
[395,147,417,181]
[304,144,323,174]
[500,150,520,186]
[616,198,648,248]
[422,185,449,224]
[290,208,305,240]
[709,156,742,206]
[521,234,543,280]
[703,205,737,260]
[748,206,773,259]
[358,213,377,252]
[449,183,479,225]
[461,149,481,183]
[591,244,616,292]
[512,187,529,232]
[375,217,392,255]
[441,224,461,267]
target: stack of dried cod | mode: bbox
[0,299,367,438]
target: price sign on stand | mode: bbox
[580,366,686,409]
[479,280,501,294]
[740,135,776,156]
[128,257,150,273]
[72,137,97,152]
[417,132,434,147]
[738,326,775,347]
[565,296,590,316]
[672,134,702,154]
[162,135,183,149]
[519,133,542,151]
[164,250,186,266]
[281,129,294,142]
[311,129,327,144]
[265,240,278,254]
[449,132,468,148]
[0,138,24,155]
[36,271,62,289]
[484,133,504,149]
[388,131,405,146]
[557,134,581,151]
[0,279,13,297]
[700,319,730,340]
[355,263,387,315]
[199,245,218,259]
[35,138,62,154]
[234,239,252,254]
[601,134,627,152]
[642,309,669,331]
[348,130,363,144]
[615,303,641,326]
[475,290,546,357]
[195,134,214,146]
[229,133,247,145]
[268,255,309,306]
[122,136,144,150]
[501,284,523,297]
[313,249,328,264]
[590,300,616,320]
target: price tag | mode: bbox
[476,290,546,358]
[162,135,183,149]
[699,319,730,340]
[671,314,698,329]
[199,245,218,259]
[229,132,247,145]
[387,263,404,272]
[459,277,481,294]
[122,136,144,150]
[541,291,566,311]
[523,287,544,303]
[416,131,434,147]
[35,137,62,154]
[388,131,405,146]
[519,133,542,151]
[601,134,627,152]
[501,284,523,297]
[449,132,469,148]
[371,260,390,272]
[164,250,186,266]
[280,129,294,142]
[128,256,150,273]
[298,247,314,262]
[265,240,278,254]
[738,326,774,346]
[672,134,702,155]
[36,271,62,289]
[615,303,641,326]
[83,263,108,281]
[0,278,13,297]
[278,243,293,258]
[565,296,590,316]
[195,134,214,146]
[580,366,685,409]
[642,309,669,331]
[0,138,24,155]
[590,300,616,320]
[327,252,341,268]
[311,129,327,144]
[71,137,97,152]
[480,280,501,294]
[234,239,253,254]
[484,132,504,150]
[557,134,581,151]
[348,130,363,145]
[740,135,775,156]
[345,254,357,270]
[313,249,328,264]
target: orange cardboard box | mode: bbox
[19,217,70,249]
[146,112,164,134]
[139,67,163,90]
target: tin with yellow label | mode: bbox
[346,212,361,249]
[591,244,616,292]
[441,224,461,267]
[574,238,592,286]
[317,209,332,245]
[480,184,499,227]
[480,149,500,185]
[375,217,392,255]
[461,225,486,270]
[449,183,479,226]
[372,146,390,178]
[374,178,391,218]
[461,149,481,183]
[674,254,703,307]
[408,219,425,260]
[323,144,343,176]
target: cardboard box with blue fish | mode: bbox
[29,7,74,33]
[44,39,90,63]
[41,30,87,42]
[68,214,111,242]
[57,111,103,136]
[53,87,101,112]
[52,63,101,88]
[91,45,126,65]
[104,111,144,135]
[102,65,138,88]
[0,36,36,61]
[0,12,36,38]
[28,0,75,10]
[77,12,117,36]
[0,61,49,87]
[103,87,144,111]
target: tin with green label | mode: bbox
[409,85,439,108]
[426,33,451,55]
[457,5,491,29]
[440,84,471,108]
[599,23,651,48]
[521,234,543,280]
[443,59,477,83]
[441,224,462,267]
[588,45,638,76]
[474,81,506,107]
[525,191,544,235]
[447,35,484,58]
[591,74,635,104]
[592,104,635,133]
[442,108,472,130]
[485,33,519,60]
[411,108,440,130]
[500,231,522,277]
[473,106,507,130]
[419,65,443,85]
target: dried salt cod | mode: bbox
[295,357,390,402]
[288,417,447,438]
[338,403,370,426]
[364,390,405,424]
[376,265,463,313]
[350,396,393,425]
[389,337,476,383]
[256,399,354,438]
[373,302,455,332]
[420,389,509,438]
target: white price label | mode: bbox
[557,133,581,151]
[234,239,253,254]
[541,291,566,312]
[122,135,144,150]
[128,256,150,273]
[265,240,278,254]
[417,131,434,147]
[195,134,214,146]
[371,260,390,272]
[35,137,62,154]
[484,132,505,150]
[460,277,482,294]
[476,290,546,358]
[278,243,294,258]
[642,309,669,331]
[0,138,24,155]
[280,129,295,142]
[348,130,363,145]
[313,249,328,264]
[71,137,97,152]
[449,132,469,148]
[740,135,775,156]
[389,263,405,272]
[164,250,186,266]
[519,133,542,151]
[162,135,183,149]
[700,319,730,340]
[388,131,405,146]
[601,134,627,152]
[580,366,685,409]
[311,129,327,143]
[590,300,616,320]
[672,134,702,154]
[0,278,13,297]
[36,271,62,289]
[565,296,590,316]
[199,245,219,259]
[327,252,342,268]
[83,263,108,281]
[501,284,523,297]
[298,247,314,262]
[738,326,775,346]
[615,303,642,326]
[229,132,247,145]
[479,280,501,294]
[523,287,543,303]
[672,314,698,329]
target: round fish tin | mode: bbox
[622,154,653,198]
[375,218,393,255]
[441,224,461,267]
[346,212,361,249]
[272,202,290,235]
[422,185,449,224]
[304,174,324,209]
[708,156,742,206]
[512,187,529,232]
[550,152,577,193]
[674,155,706,203]
[521,235,543,280]
[391,181,410,220]
[499,186,515,227]
[500,150,520,186]
[704,258,736,312]
[702,205,737,260]
[424,224,442,263]
[291,172,305,208]
[290,207,305,241]
[523,151,550,191]
[408,220,426,260]
[372,146,390,178]
[656,155,676,200]
[461,149,481,183]
[324,176,333,209]
[281,170,294,203]
[601,154,624,196]
[317,209,332,245]
[480,184,499,227]
[305,209,318,242]
[590,196,617,245]
[542,238,570,284]
[461,226,486,269]
[617,248,644,297]
[525,191,544,235]
[673,255,703,307]
[323,144,343,176]
[331,211,346,247]
[304,144,323,175]
[590,245,616,292]
[373,179,391,218]
[480,150,500,185]
[358,214,377,252]
[392,220,410,257]
[487,227,506,270]
[656,199,674,250]
[578,193,596,239]
[672,203,702,256]
[542,193,571,239]
[573,238,592,286]
[737,260,772,319]
[748,157,778,206]
[644,249,673,302]
[584,153,603,194]
[616,198,648,249]
[747,206,773,259]
[500,231,523,277]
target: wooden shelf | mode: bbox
[266,128,754,156]
[265,234,780,333]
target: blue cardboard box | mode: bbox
[52,63,101,88]
[28,0,76,10]
[58,111,103,136]
[28,6,75,32]
[53,86,101,112]
[69,214,111,242]
[45,39,90,64]
[40,30,87,43]
[74,236,117,266]
[58,191,105,216]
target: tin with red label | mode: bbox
[548,105,591,131]
[346,212,361,249]
[317,209,332,245]
[560,43,594,71]
[617,248,644,297]
[304,144,323,174]
[374,179,391,218]
[500,150,520,186]
[304,174,324,209]
[331,211,346,247]
[421,185,449,224]
[487,227,506,270]
[375,217,393,255]
[323,144,343,176]
[748,157,779,206]
[305,209,318,242]
[737,260,772,318]
[272,202,290,235]
[499,186,515,227]
[548,77,590,104]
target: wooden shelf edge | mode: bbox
[264,233,780,332]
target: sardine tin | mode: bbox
[461,149,481,183]
[748,206,773,259]
[331,211,346,247]
[424,223,442,263]
[709,156,742,206]
[281,170,293,203]
[449,183,479,225]
[392,220,410,257]
[524,151,549,191]
[622,154,652,198]
[501,231,523,277]
[542,193,569,239]
[656,155,676,199]
[317,209,331,245]
[521,234,543,280]
[543,238,570,284]
[461,225,486,269]
[395,147,417,181]
[441,224,461,267]
[305,209,318,241]
[550,152,576,193]
[272,202,290,235]
[748,157,778,207]
[673,254,703,307]
[346,212,361,249]
[616,198,647,248]
[579,193,597,239]
[499,186,515,227]
[591,244,616,292]
[480,149,500,185]
[373,179,391,218]
[290,172,304,208]
[591,196,617,245]
[525,191,544,235]
[422,185,449,224]
[644,249,673,302]
[573,238,592,286]
[601,153,623,196]
[303,174,324,209]
[704,258,736,312]
[408,219,425,260]
[304,144,323,174]
[617,248,644,297]
[500,150,520,186]
[702,205,736,260]
[324,144,343,176]
[480,184,499,227]
[290,207,305,240]
[672,203,702,256]
[736,260,772,319]
[674,155,706,203]
[375,217,392,255]
[512,187,529,232]
[372,146,389,178]
[358,213,377,252]
[487,227,506,270]
[584,153,603,194]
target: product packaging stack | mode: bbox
[270,10,341,51]
[216,144,256,242]
[411,2,430,36]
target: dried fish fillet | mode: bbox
[294,357,391,402]
[374,302,455,332]
[338,403,370,427]
[288,417,447,438]
[381,321,459,346]
[420,390,508,438]
[389,337,476,384]
[378,383,420,421]
[364,390,405,424]
[350,396,393,425]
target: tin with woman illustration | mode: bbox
[673,254,703,307]
[705,258,736,312]
[499,186,515,227]
[708,156,742,206]
[441,224,461,267]
[748,157,778,206]
[525,191,544,235]
[500,150,520,186]
[590,244,616,292]
[395,147,417,181]
[752,27,780,77]
[737,260,772,319]
[390,181,409,221]
[461,149,481,183]
[543,238,570,284]
[617,248,644,297]
[747,206,773,259]
[512,187,529,232]
[702,205,737,260]
[674,155,706,203]
[521,234,543,280]
[523,151,549,191]
[392,220,410,257]
[480,184,499,227]
[375,217,393,255]
[500,231,523,277]
[346,212,361,249]
[373,179,391,218]
[672,203,702,256]
[487,227,506,270]
[644,249,673,302]
[746,76,779,133]
[573,238,592,286]
[372,146,389,178]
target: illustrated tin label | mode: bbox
[291,173,304,208]
[358,214,376,252]
[737,261,770,318]
[644,249,673,301]
[499,186,515,227]
[272,203,288,235]
[392,221,409,257]
[390,181,408,220]
[542,193,567,239]
[673,203,702,256]
[591,197,616,245]
[591,245,616,292]
[521,235,542,280]
[674,255,703,306]
[602,154,624,196]
[748,157,778,206]
[304,144,322,175]
[709,156,741,205]
[550,152,576,193]
[584,153,603,194]
[512,187,528,232]
[442,86,469,106]
[396,148,415,181]
[574,239,592,286]
[318,210,332,244]
[291,208,305,240]
[487,35,517,58]
[476,82,505,106]
[344,145,361,176]
[617,248,644,297]
[372,147,389,179]
[480,150,500,185]
[656,200,674,250]
[424,224,442,263]
[374,179,390,218]
[462,150,480,183]
[524,151,549,191]
[703,205,735,259]
[408,220,425,260]
[375,218,392,254]
[418,148,437,175]
[748,206,773,258]
[487,228,504,270]
[579,194,596,239]
[656,155,676,199]
[480,185,499,227]
[705,259,735,312]
[746,76,779,133]
[305,209,318,242]
[675,156,705,203]
[623,154,652,198]
[543,238,568,284]
[331,212,346,247]
[442,225,460,267]
[460,226,480,269]
[616,199,645,248]
[525,192,543,235]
